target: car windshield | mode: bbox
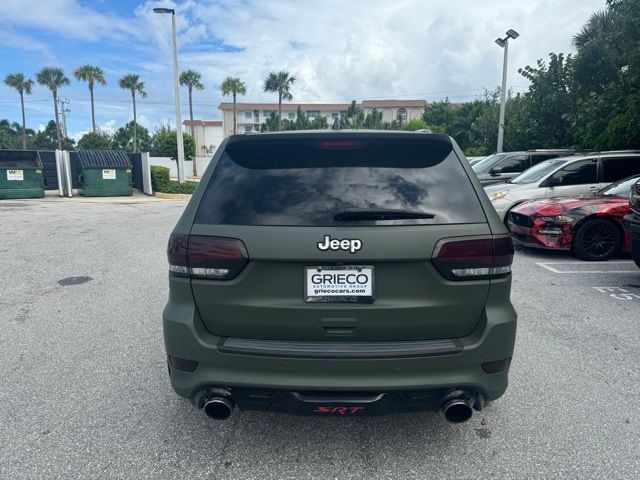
[509,158,570,184]
[600,175,640,196]
[472,153,506,173]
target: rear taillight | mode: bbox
[432,235,514,281]
[167,233,249,280]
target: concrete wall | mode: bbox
[149,156,213,179]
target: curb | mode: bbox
[154,192,193,200]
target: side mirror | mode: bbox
[490,168,503,177]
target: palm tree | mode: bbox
[179,69,205,176]
[4,73,34,150]
[220,76,246,135]
[572,10,613,48]
[36,67,70,150]
[118,74,147,152]
[263,71,295,131]
[74,65,106,133]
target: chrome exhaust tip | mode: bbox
[441,397,474,423]
[203,396,235,421]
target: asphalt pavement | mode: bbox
[1,199,638,480]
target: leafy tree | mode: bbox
[422,99,455,130]
[33,120,74,150]
[180,69,205,176]
[404,119,429,131]
[516,53,576,149]
[220,76,246,135]
[362,108,383,129]
[77,131,112,150]
[263,71,295,130]
[36,67,70,149]
[73,65,106,133]
[4,73,34,150]
[342,101,365,128]
[151,127,196,164]
[112,121,151,152]
[260,112,280,132]
[118,74,147,152]
[0,120,21,149]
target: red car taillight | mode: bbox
[432,235,514,281]
[167,233,249,280]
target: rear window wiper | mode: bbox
[333,208,435,221]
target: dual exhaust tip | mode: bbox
[203,396,235,421]
[201,392,475,423]
[441,396,475,423]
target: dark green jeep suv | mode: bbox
[163,131,517,423]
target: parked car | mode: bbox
[507,174,640,260]
[467,156,485,166]
[623,177,640,268]
[485,150,640,222]
[472,149,575,186]
[163,131,516,423]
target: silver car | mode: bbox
[485,151,640,221]
[472,150,575,186]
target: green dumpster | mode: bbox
[0,150,45,199]
[77,150,133,197]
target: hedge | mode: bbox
[150,165,198,194]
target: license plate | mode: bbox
[305,266,374,303]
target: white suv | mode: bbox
[485,151,640,221]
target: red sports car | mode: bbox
[507,174,640,261]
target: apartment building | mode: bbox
[217,99,427,137]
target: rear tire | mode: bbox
[632,239,640,268]
[572,219,621,261]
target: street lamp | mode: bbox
[153,7,185,183]
[495,29,519,154]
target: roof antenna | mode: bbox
[331,116,341,130]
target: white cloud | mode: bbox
[136,0,604,107]
[70,119,117,141]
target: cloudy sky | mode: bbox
[0,0,604,138]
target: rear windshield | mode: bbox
[194,136,486,226]
[509,158,569,184]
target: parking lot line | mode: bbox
[535,261,638,274]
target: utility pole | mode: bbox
[153,7,186,183]
[58,98,70,139]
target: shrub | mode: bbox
[404,119,430,131]
[463,146,488,156]
[150,165,198,195]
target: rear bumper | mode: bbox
[163,276,517,414]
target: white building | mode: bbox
[217,99,427,137]
[183,120,225,158]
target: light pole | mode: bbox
[495,29,519,154]
[154,7,185,183]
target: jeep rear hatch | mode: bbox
[178,133,505,342]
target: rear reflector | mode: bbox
[432,234,514,281]
[481,357,512,374]
[168,355,199,372]
[167,233,249,280]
